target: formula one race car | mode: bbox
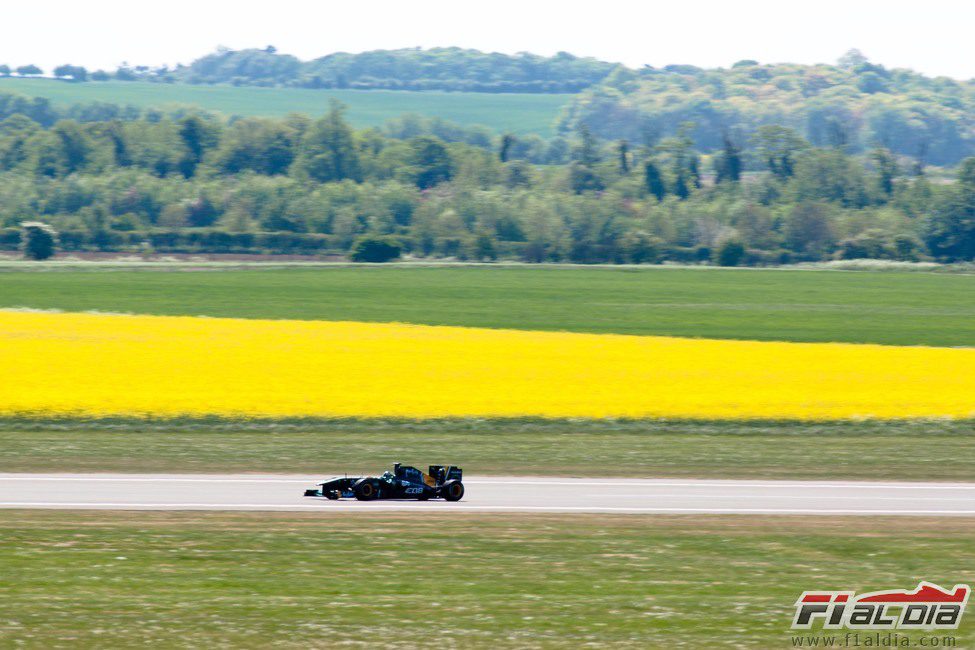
[303,463,465,502]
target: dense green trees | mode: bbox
[0,94,973,265]
[924,159,975,260]
[714,135,742,184]
[173,47,617,93]
[182,46,301,87]
[53,65,88,82]
[566,52,975,166]
[177,115,214,178]
[407,137,453,189]
[644,161,666,202]
[295,103,361,183]
[15,45,973,165]
[54,47,615,93]
[213,117,300,176]
[15,65,42,77]
[5,47,973,170]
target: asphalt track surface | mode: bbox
[2,474,975,515]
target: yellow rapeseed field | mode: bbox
[2,310,974,420]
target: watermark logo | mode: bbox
[792,582,970,631]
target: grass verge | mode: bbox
[1,511,973,648]
[1,418,972,480]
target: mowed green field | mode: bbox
[2,265,974,346]
[3,419,973,480]
[3,511,973,648]
[0,78,569,136]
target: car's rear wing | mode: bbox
[429,465,462,485]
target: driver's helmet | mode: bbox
[380,471,394,482]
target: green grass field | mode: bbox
[2,511,972,648]
[2,265,974,346]
[0,78,569,136]
[2,419,972,480]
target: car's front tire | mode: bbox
[442,480,464,502]
[354,479,377,501]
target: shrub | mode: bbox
[715,239,746,267]
[148,231,182,250]
[666,246,701,263]
[144,230,330,255]
[622,232,663,264]
[838,230,889,260]
[892,234,924,261]
[58,230,88,251]
[350,236,401,263]
[20,221,58,260]
[258,232,330,254]
[0,228,20,250]
[472,232,497,261]
[742,248,779,267]
[90,229,124,251]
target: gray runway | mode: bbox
[2,474,975,515]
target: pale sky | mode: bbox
[3,0,975,79]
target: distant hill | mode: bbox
[8,47,975,164]
[165,46,619,94]
[561,53,975,165]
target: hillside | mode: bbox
[8,47,975,163]
[0,78,568,136]
[562,52,975,165]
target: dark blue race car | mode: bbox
[304,463,465,502]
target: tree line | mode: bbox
[8,47,975,167]
[566,50,975,167]
[2,101,975,264]
[0,47,618,94]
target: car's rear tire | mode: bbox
[354,479,377,501]
[442,480,464,502]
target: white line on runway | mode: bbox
[0,477,310,483]
[597,494,975,502]
[3,477,975,490]
[2,502,975,515]
[470,481,975,490]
